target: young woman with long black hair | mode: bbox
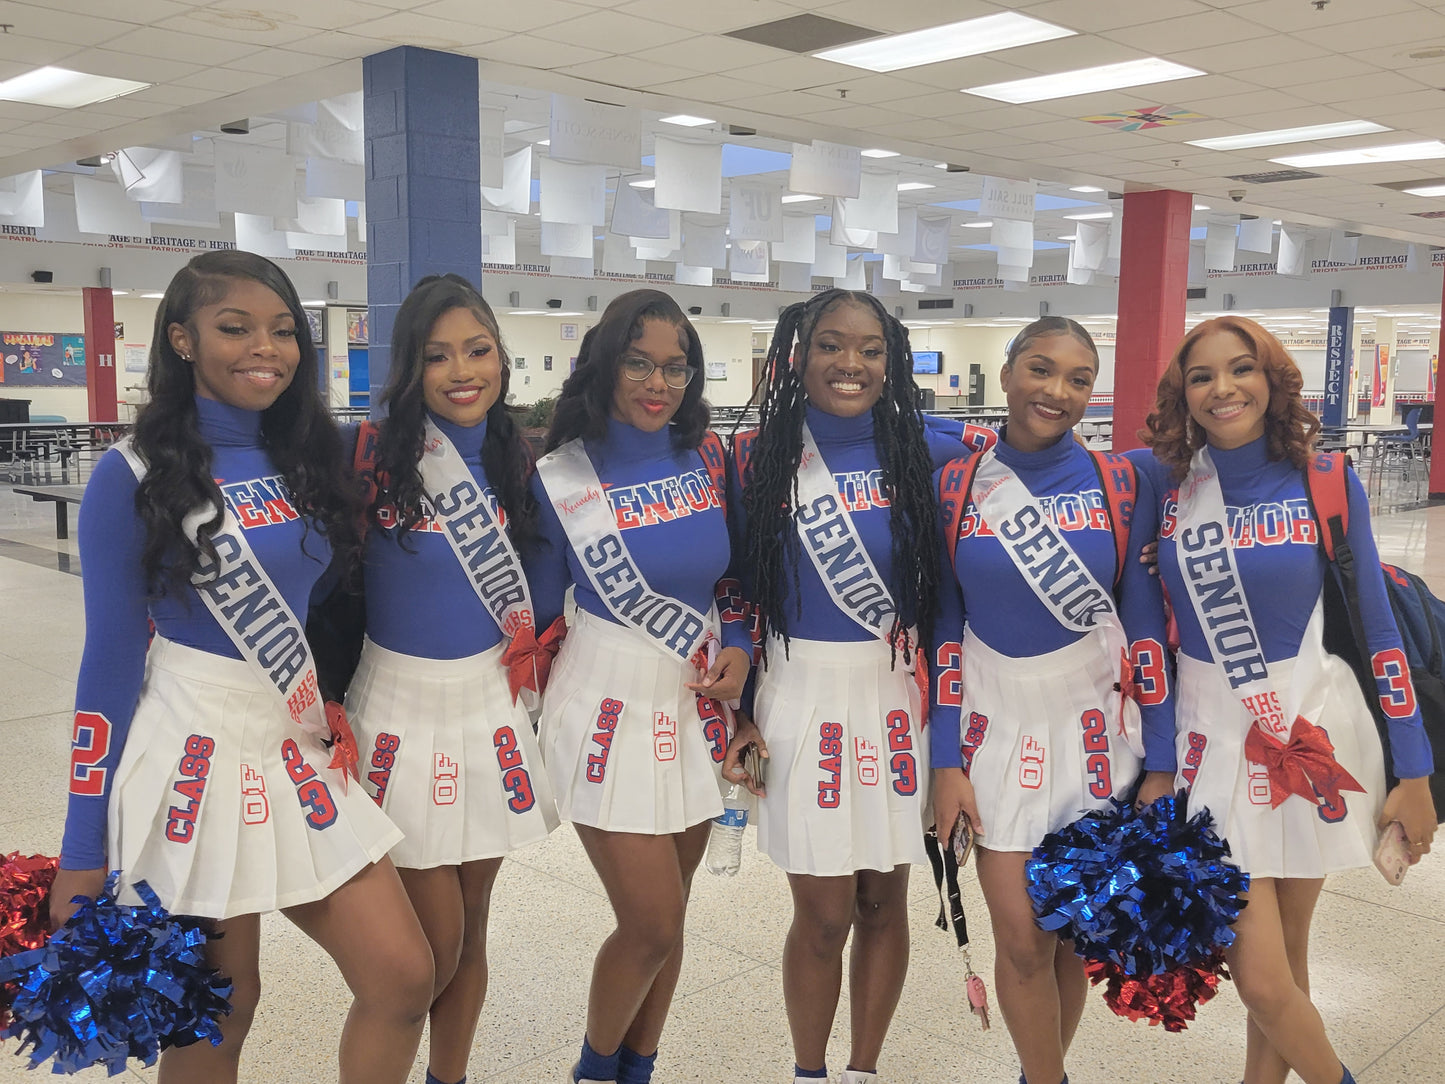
[929,317,1177,1084]
[346,274,560,1084]
[50,250,433,1083]
[525,289,752,1084]
[721,288,966,1084]
[1137,316,1435,1084]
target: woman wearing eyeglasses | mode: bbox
[525,290,752,1084]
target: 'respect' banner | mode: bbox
[1322,306,1352,428]
[0,331,86,386]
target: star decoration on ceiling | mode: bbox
[1081,106,1206,131]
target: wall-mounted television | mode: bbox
[913,350,942,374]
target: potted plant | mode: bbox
[519,396,556,456]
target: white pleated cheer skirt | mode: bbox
[107,637,403,920]
[1174,651,1385,879]
[538,608,727,834]
[346,638,560,869]
[958,630,1142,853]
[753,635,929,876]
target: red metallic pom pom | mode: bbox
[0,851,59,1027]
[1085,952,1228,1033]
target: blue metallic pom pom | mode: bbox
[0,874,231,1075]
[1026,794,1249,976]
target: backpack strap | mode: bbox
[354,420,381,532]
[730,428,758,484]
[698,429,727,502]
[1302,451,1350,561]
[1086,450,1135,589]
[937,453,984,578]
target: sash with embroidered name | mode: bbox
[116,438,332,748]
[535,437,717,666]
[971,449,1144,756]
[416,418,557,704]
[1172,445,1364,809]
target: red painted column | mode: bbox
[1111,189,1192,452]
[82,287,117,422]
[1430,272,1445,500]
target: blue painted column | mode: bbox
[363,46,481,416]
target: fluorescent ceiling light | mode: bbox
[301,300,326,308]
[1194,204,1210,210]
[0,66,149,108]
[1064,211,1114,220]
[660,114,713,127]
[1058,234,1077,240]
[1272,140,1445,168]
[535,139,550,146]
[965,58,1204,104]
[961,220,993,228]
[629,178,656,188]
[897,181,935,191]
[506,309,549,315]
[781,193,821,203]
[934,162,950,169]
[548,311,584,316]
[1403,183,1445,197]
[1186,120,1390,151]
[861,148,901,158]
[140,292,165,299]
[815,12,1074,72]
[1069,185,1105,193]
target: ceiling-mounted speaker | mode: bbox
[728,124,757,136]
[945,163,970,172]
[1330,289,1343,307]
[586,295,598,311]
[30,270,52,284]
[720,302,731,317]
[687,306,702,315]
[1222,293,1236,310]
[894,306,904,318]
[98,267,112,288]
[546,298,562,309]
[327,280,339,300]
[220,118,250,134]
[508,291,520,306]
[1039,301,1049,318]
[963,303,974,317]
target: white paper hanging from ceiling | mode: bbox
[1205,220,1237,271]
[812,238,847,278]
[915,213,951,265]
[550,255,595,278]
[836,254,866,290]
[673,263,713,287]
[142,167,217,228]
[73,176,148,235]
[1237,216,1273,254]
[839,171,897,235]
[728,181,784,242]
[305,157,364,201]
[654,137,722,214]
[1328,230,1360,265]
[484,219,516,266]
[603,233,646,274]
[540,220,594,259]
[611,181,671,238]
[876,209,916,258]
[540,157,605,225]
[214,142,299,218]
[1073,221,1109,272]
[0,171,43,228]
[979,175,1036,222]
[777,261,812,293]
[772,215,817,264]
[1277,227,1309,277]
[682,219,727,269]
[234,212,293,259]
[550,95,640,168]
[789,140,861,199]
[730,239,769,277]
[481,146,532,215]
[112,148,183,204]
[479,106,505,189]
[829,197,876,248]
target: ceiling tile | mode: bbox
[61,47,204,83]
[347,12,508,49]
[1296,10,1445,51]
[1171,33,1327,73]
[154,11,321,48]
[647,73,777,105]
[557,56,697,89]
[230,48,329,79]
[476,34,610,68]
[411,0,594,34]
[817,0,998,34]
[529,10,695,52]
[617,0,799,35]
[101,27,268,66]
[729,56,863,91]
[18,0,191,21]
[1024,0,1214,34]
[1103,9,1265,52]
[628,35,784,73]
[1286,71,1429,106]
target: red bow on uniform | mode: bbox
[502,616,569,703]
[1244,716,1366,810]
[325,700,360,791]
[1115,648,1138,739]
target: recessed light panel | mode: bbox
[1272,141,1445,168]
[896,181,935,191]
[660,114,714,127]
[0,66,150,108]
[965,58,1204,104]
[1187,120,1390,151]
[815,12,1075,72]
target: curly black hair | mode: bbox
[372,274,539,552]
[737,288,938,667]
[131,250,358,596]
[544,289,709,453]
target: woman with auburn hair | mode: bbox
[526,289,752,1084]
[1136,315,1436,1084]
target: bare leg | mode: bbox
[783,873,857,1072]
[846,866,911,1073]
[157,913,261,1084]
[284,858,435,1084]
[1228,877,1343,1084]
[621,824,710,1055]
[1240,877,1326,1084]
[1054,940,1088,1056]
[574,821,711,1058]
[977,848,1068,1084]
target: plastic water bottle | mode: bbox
[705,784,748,876]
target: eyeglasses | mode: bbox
[620,355,696,389]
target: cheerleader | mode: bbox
[929,317,1177,1084]
[1136,316,1436,1084]
[525,290,752,1084]
[49,251,433,1083]
[346,274,560,1084]
[721,289,966,1084]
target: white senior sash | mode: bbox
[1172,446,1328,748]
[116,438,329,743]
[535,437,717,666]
[417,418,534,640]
[972,448,1143,755]
[794,422,899,643]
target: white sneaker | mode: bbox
[568,1067,615,1084]
[839,1072,879,1084]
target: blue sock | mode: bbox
[425,1073,463,1084]
[795,1065,828,1079]
[1340,1069,1356,1084]
[576,1036,620,1083]
[616,1045,657,1084]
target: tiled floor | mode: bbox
[2,482,1443,1084]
